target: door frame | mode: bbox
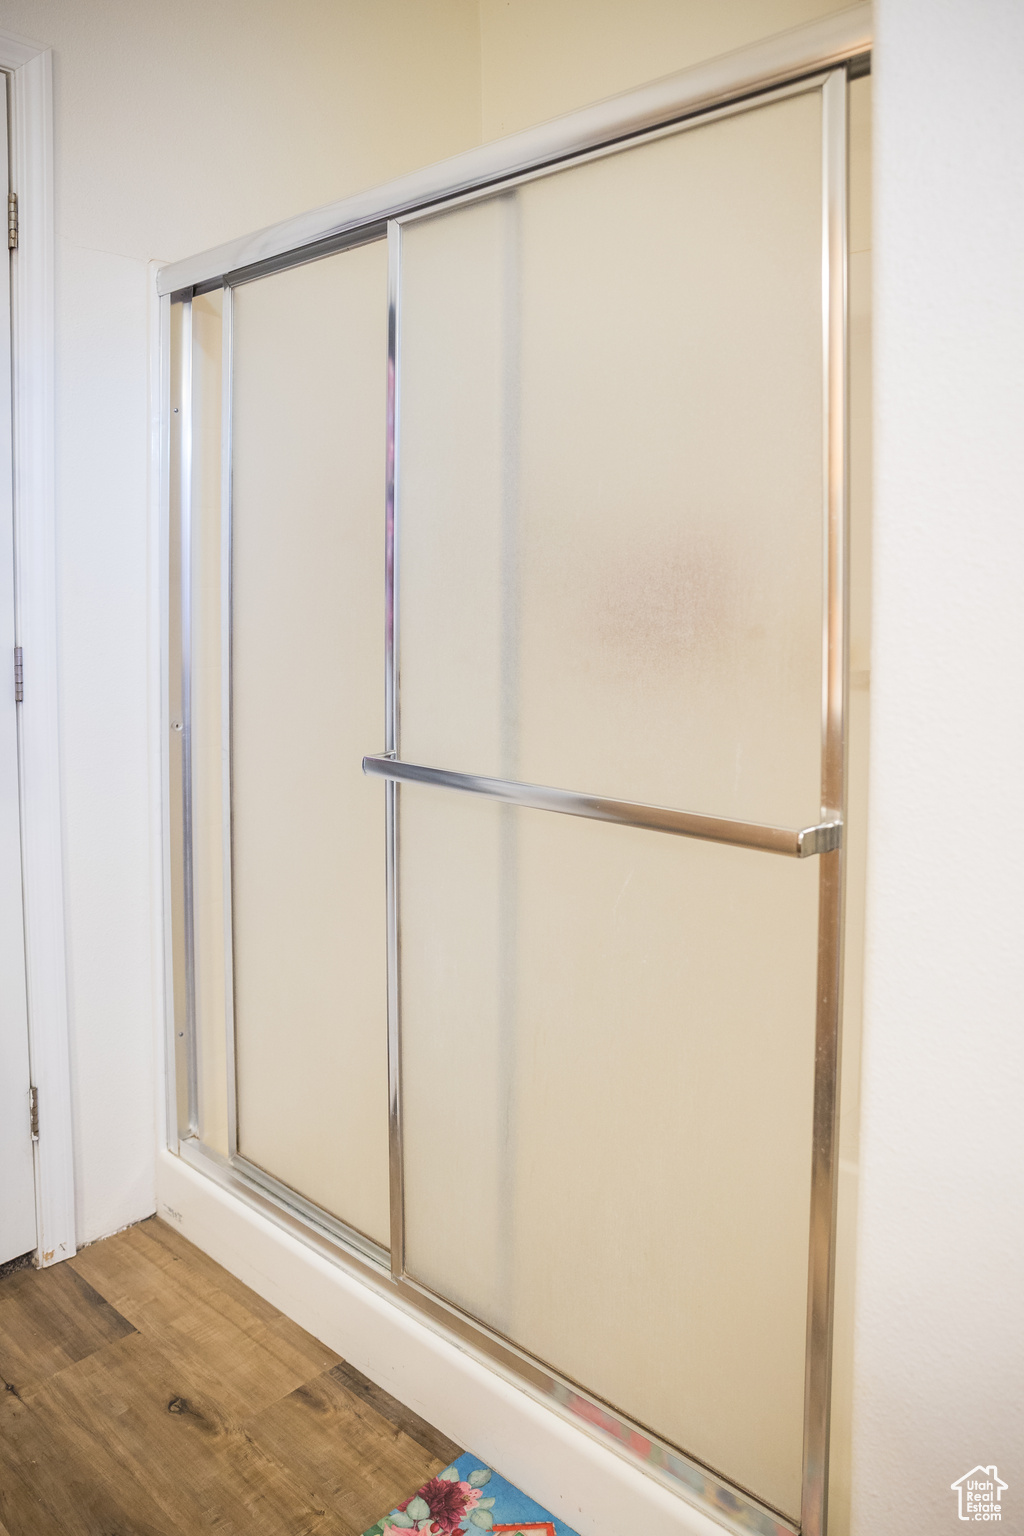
[0,29,75,1267]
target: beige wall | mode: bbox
[478,0,854,138]
[1,0,482,1245]
[19,0,482,266]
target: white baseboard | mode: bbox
[156,1149,731,1536]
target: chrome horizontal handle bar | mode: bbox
[362,754,841,858]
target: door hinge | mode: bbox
[29,1086,39,1141]
[8,192,17,250]
[14,646,23,703]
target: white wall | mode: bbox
[853,1,1024,1531]
[2,0,482,1246]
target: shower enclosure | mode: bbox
[162,16,871,1535]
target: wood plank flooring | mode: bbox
[0,1217,460,1536]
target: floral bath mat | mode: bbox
[363,1451,582,1536]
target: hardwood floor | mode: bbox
[0,1218,460,1535]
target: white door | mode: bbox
[0,74,36,1268]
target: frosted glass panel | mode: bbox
[398,90,825,828]
[231,242,390,1247]
[400,784,818,1517]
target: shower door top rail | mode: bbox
[363,754,842,858]
[156,4,870,297]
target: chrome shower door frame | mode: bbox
[163,19,865,1533]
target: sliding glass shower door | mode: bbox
[175,241,392,1255]
[230,244,391,1250]
[381,81,835,1524]
[168,61,852,1536]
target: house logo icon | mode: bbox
[951,1466,1008,1521]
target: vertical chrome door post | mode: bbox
[801,66,849,1536]
[159,289,180,1152]
[167,290,198,1142]
[221,281,240,1161]
[385,219,405,1276]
